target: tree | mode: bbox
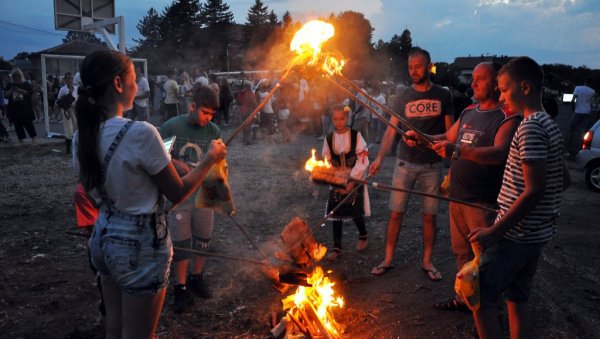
[62,31,104,45]
[243,0,271,68]
[330,11,375,79]
[159,0,203,66]
[0,57,13,70]
[200,0,235,70]
[268,10,279,28]
[135,8,162,46]
[281,11,292,30]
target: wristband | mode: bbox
[451,144,461,160]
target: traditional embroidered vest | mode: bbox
[326,129,358,169]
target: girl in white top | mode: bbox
[73,50,226,339]
[321,104,370,260]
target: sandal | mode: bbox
[434,297,471,313]
[421,266,443,281]
[356,235,368,251]
[371,264,395,276]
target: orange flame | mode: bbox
[323,55,345,76]
[305,149,331,172]
[283,266,345,337]
[290,20,334,64]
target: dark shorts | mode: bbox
[479,239,546,307]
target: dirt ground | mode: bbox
[1,109,599,338]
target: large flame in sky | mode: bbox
[290,20,335,64]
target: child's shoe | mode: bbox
[326,248,341,261]
[356,235,368,252]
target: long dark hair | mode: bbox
[75,50,131,191]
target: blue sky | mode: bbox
[1,0,599,69]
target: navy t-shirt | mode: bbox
[393,84,454,164]
[450,105,521,203]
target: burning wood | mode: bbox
[275,266,345,338]
[277,217,327,268]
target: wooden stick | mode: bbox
[172,247,270,266]
[335,74,435,146]
[225,54,305,146]
[227,214,270,260]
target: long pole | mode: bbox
[335,74,435,146]
[225,54,304,146]
[349,178,497,212]
[325,78,427,152]
[173,247,270,266]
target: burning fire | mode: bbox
[290,20,335,64]
[323,55,345,76]
[282,266,345,337]
[305,148,331,172]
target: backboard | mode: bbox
[54,0,115,33]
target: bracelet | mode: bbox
[451,144,461,160]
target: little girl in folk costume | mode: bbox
[322,104,370,260]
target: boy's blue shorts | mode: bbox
[479,238,546,307]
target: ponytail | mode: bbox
[75,50,131,191]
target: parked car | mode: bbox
[576,119,600,192]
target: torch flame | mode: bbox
[290,20,335,64]
[323,55,345,76]
[305,149,331,172]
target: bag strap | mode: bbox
[97,120,134,210]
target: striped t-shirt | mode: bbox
[496,111,564,243]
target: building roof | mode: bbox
[34,39,109,57]
[452,55,514,70]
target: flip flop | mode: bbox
[371,265,395,276]
[421,267,443,281]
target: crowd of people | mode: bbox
[2,45,598,338]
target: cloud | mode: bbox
[434,19,452,29]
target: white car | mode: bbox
[576,119,600,192]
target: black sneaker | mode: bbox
[188,273,213,299]
[173,284,194,314]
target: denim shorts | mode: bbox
[90,209,172,296]
[479,239,546,307]
[389,159,442,214]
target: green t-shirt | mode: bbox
[160,115,221,167]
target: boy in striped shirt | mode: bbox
[469,56,570,339]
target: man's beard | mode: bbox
[411,73,429,85]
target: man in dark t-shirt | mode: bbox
[369,48,454,280]
[420,62,521,311]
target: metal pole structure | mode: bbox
[118,16,125,54]
[41,55,50,136]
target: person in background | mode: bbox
[236,80,257,145]
[164,69,179,120]
[128,66,150,121]
[74,50,226,338]
[178,71,193,116]
[566,77,596,159]
[322,104,370,260]
[56,72,78,154]
[218,78,233,126]
[5,68,36,144]
[469,56,569,339]
[159,85,222,314]
[368,84,387,147]
[453,82,473,121]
